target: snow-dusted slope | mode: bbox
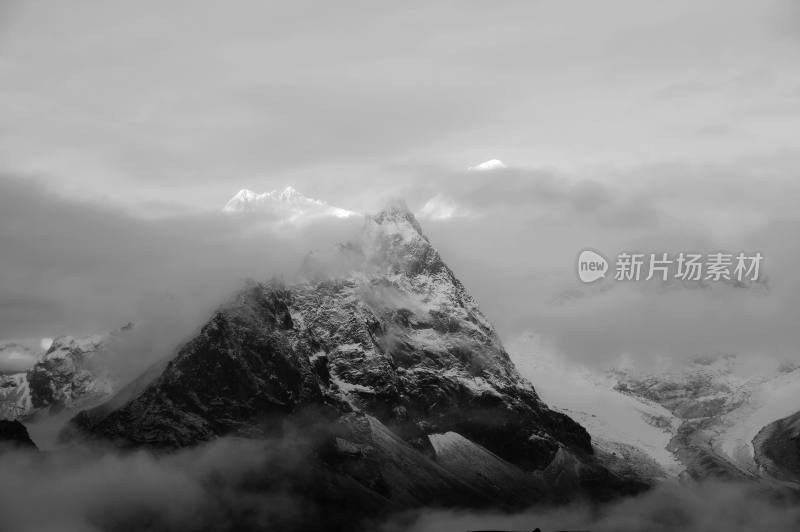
[222,185,358,222]
[428,431,548,503]
[508,333,682,478]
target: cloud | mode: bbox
[417,194,475,221]
[1,0,799,212]
[0,420,376,532]
[404,158,800,370]
[0,342,38,374]
[2,422,799,532]
[379,481,800,532]
[0,175,361,372]
[6,156,800,376]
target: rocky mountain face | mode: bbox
[69,201,644,508]
[0,331,126,421]
[28,334,116,414]
[753,411,800,483]
[0,373,32,420]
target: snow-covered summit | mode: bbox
[222,186,358,223]
[41,334,106,362]
[364,199,425,240]
[468,159,507,171]
[224,186,323,211]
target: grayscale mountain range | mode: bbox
[3,4,798,531]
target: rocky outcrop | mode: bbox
[753,411,800,483]
[0,420,36,451]
[0,373,32,420]
[0,327,135,421]
[27,334,116,414]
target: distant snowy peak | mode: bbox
[224,186,324,211]
[468,159,506,171]
[223,186,358,222]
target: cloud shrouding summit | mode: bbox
[4,155,800,376]
[0,176,362,370]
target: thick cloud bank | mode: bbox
[4,161,800,375]
[381,481,800,532]
[0,176,360,372]
[0,420,376,532]
[414,162,800,370]
[2,439,799,532]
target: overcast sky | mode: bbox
[2,0,799,211]
[2,1,800,373]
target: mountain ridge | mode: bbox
[222,185,358,221]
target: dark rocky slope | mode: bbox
[753,411,800,484]
[0,419,37,451]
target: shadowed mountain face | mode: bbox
[754,412,800,484]
[0,420,36,451]
[68,201,643,506]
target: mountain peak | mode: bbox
[468,159,506,171]
[277,186,303,202]
[368,198,424,236]
[379,197,412,214]
[230,188,257,202]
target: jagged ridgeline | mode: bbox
[66,201,645,506]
